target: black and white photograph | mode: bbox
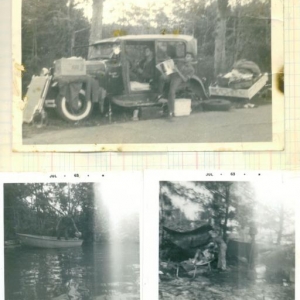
[157,180,295,299]
[2,174,141,300]
[142,171,298,300]
[12,0,283,151]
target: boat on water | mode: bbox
[17,233,83,248]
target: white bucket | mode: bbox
[174,98,191,116]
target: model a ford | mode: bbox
[23,34,210,123]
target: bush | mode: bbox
[264,245,295,283]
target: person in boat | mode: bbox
[56,215,82,240]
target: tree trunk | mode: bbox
[160,197,165,244]
[277,203,284,245]
[223,185,230,241]
[88,0,104,59]
[234,8,240,62]
[68,0,74,56]
[214,0,228,78]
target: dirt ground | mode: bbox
[22,99,273,145]
[159,265,294,300]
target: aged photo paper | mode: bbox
[1,172,143,300]
[0,171,299,299]
[143,170,298,300]
[12,0,284,152]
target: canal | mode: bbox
[5,243,140,300]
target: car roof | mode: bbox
[91,34,195,46]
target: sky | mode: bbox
[76,0,265,24]
[93,177,141,228]
[76,0,173,24]
[162,180,297,221]
[252,180,296,210]
[161,182,211,220]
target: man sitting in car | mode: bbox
[136,47,155,83]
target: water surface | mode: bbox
[5,243,140,300]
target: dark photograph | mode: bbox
[17,0,283,150]
[4,181,140,300]
[159,181,295,299]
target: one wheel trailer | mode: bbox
[205,73,269,110]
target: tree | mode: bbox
[88,0,104,58]
[256,198,294,245]
[4,183,94,239]
[159,181,256,243]
[224,0,271,72]
[214,0,229,77]
[22,0,90,95]
[202,182,233,239]
[171,0,206,35]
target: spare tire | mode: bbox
[202,99,231,111]
[55,89,93,122]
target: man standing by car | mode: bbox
[167,52,195,118]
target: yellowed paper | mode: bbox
[12,0,284,152]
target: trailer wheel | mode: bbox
[202,99,231,111]
[55,89,93,122]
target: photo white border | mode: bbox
[0,171,144,300]
[143,170,299,300]
[11,0,284,152]
[0,171,299,300]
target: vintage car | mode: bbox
[40,34,208,122]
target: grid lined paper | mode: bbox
[0,0,299,172]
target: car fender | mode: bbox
[188,75,209,100]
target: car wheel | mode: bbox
[202,99,231,111]
[55,89,93,122]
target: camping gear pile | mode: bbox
[217,60,261,90]
[160,225,216,278]
[54,57,86,76]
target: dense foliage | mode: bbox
[160,181,293,246]
[22,0,90,93]
[22,0,271,94]
[102,0,271,82]
[4,183,139,243]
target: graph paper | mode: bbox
[0,0,299,172]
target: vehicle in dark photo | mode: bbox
[28,35,208,122]
[24,34,269,125]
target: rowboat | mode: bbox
[17,233,83,248]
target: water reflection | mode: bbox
[5,243,140,300]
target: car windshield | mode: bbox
[156,41,186,62]
[89,42,121,59]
